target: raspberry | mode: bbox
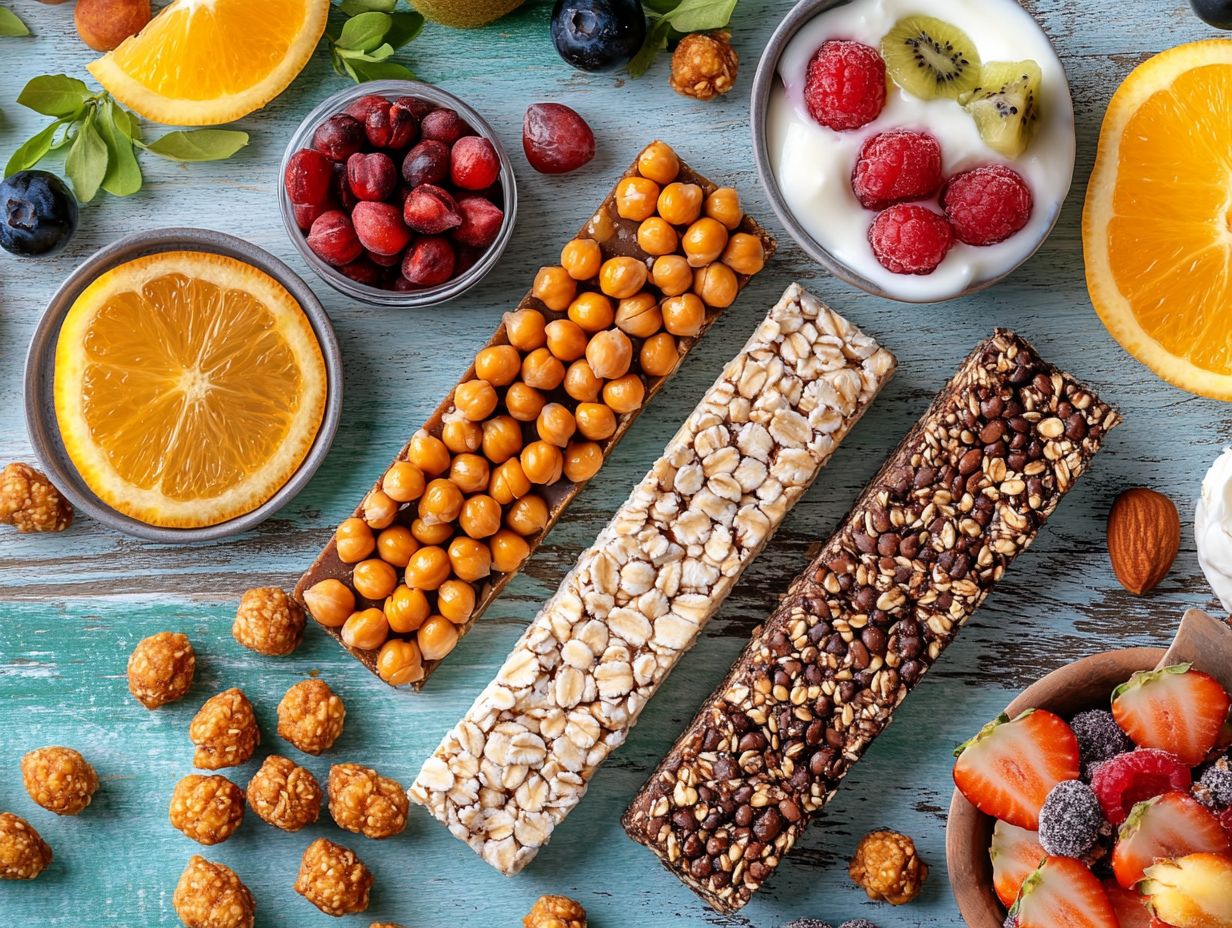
[942,164,1033,246]
[851,130,943,210]
[867,204,952,275]
[1090,748,1192,826]
[804,40,886,131]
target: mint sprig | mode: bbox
[628,0,738,78]
[0,4,30,37]
[6,75,249,201]
[328,1,425,83]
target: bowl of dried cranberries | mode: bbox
[279,80,518,307]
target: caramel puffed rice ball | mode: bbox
[0,462,71,533]
[328,763,408,839]
[190,688,259,770]
[246,754,322,832]
[294,837,372,916]
[21,746,98,816]
[849,829,928,905]
[128,631,196,709]
[277,678,345,755]
[0,812,51,880]
[173,855,255,928]
[669,30,739,100]
[169,774,245,845]
[524,894,587,928]
[232,587,305,656]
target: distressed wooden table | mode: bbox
[1,2,1227,925]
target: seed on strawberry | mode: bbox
[351,201,411,257]
[1112,664,1232,766]
[1011,856,1118,928]
[307,210,364,266]
[403,184,463,235]
[284,148,334,206]
[451,136,501,191]
[402,140,451,188]
[421,108,471,145]
[312,114,366,163]
[346,152,398,202]
[1091,749,1193,826]
[991,820,1047,909]
[1140,853,1232,928]
[453,196,504,249]
[402,236,456,286]
[851,130,943,210]
[804,40,886,131]
[1111,792,1231,889]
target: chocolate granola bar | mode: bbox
[621,330,1120,912]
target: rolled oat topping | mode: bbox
[848,829,927,905]
[127,630,196,709]
[232,587,305,656]
[21,746,98,816]
[189,688,260,770]
[173,855,255,928]
[246,755,323,832]
[410,283,895,875]
[328,763,409,839]
[294,837,372,917]
[169,774,246,846]
[277,678,346,756]
[0,812,52,880]
[0,462,72,533]
[524,894,587,928]
[621,330,1119,912]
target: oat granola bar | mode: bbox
[621,330,1121,912]
[410,283,896,875]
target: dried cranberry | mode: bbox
[401,236,456,286]
[522,103,595,174]
[450,136,500,191]
[333,164,358,212]
[453,196,504,248]
[367,248,403,268]
[365,106,394,148]
[307,210,363,266]
[312,114,365,163]
[455,245,481,275]
[284,149,334,206]
[387,98,422,149]
[394,96,434,121]
[392,274,420,292]
[402,140,450,187]
[338,257,382,286]
[346,151,398,201]
[403,184,463,235]
[352,201,412,256]
[293,199,334,231]
[344,93,388,124]
[420,108,470,145]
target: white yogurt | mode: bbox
[1196,448,1232,613]
[767,0,1075,302]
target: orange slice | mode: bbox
[87,0,330,126]
[54,251,327,529]
[1083,39,1232,400]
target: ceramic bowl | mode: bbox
[945,647,1166,928]
[24,228,343,543]
[278,79,518,307]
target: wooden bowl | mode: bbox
[945,647,1166,928]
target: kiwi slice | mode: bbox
[960,60,1043,158]
[881,16,982,100]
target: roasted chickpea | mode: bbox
[352,559,398,601]
[520,441,564,485]
[504,308,546,352]
[563,360,602,402]
[436,579,476,624]
[459,494,501,539]
[489,530,531,574]
[651,254,693,296]
[521,347,565,391]
[694,262,739,308]
[636,216,678,256]
[560,238,601,281]
[481,415,524,464]
[640,332,680,378]
[384,585,430,633]
[341,607,389,651]
[377,639,423,686]
[506,495,549,536]
[405,545,451,590]
[448,536,491,582]
[376,526,417,567]
[411,518,453,546]
[336,517,375,563]
[563,440,604,482]
[657,182,703,225]
[531,265,577,311]
[304,579,355,628]
[417,615,459,662]
[585,329,633,380]
[448,454,490,494]
[682,217,729,268]
[638,140,680,185]
[536,403,577,447]
[615,176,660,222]
[598,257,648,300]
[382,460,425,502]
[615,292,662,338]
[505,381,546,422]
[705,187,743,230]
[441,418,482,454]
[489,458,531,504]
[567,292,614,333]
[407,430,450,475]
[661,293,706,337]
[721,232,765,276]
[575,402,617,440]
[603,374,645,414]
[454,379,498,422]
[474,345,521,387]
[545,318,589,362]
[361,489,397,529]
[418,478,463,524]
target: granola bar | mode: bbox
[410,283,896,875]
[621,330,1121,912]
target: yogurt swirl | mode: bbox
[1195,448,1232,612]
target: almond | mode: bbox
[1107,487,1180,595]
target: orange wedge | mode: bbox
[54,251,327,529]
[87,0,330,126]
[1083,39,1232,400]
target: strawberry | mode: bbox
[1112,665,1231,767]
[1091,749,1193,826]
[1011,856,1119,928]
[1111,792,1232,889]
[954,709,1081,829]
[1105,880,1155,928]
[1140,853,1232,928]
[992,820,1048,908]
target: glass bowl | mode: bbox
[278,79,518,307]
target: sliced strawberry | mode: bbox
[1111,792,1232,889]
[1104,880,1154,928]
[1112,665,1231,767]
[1091,749,1193,826]
[955,709,1081,829]
[1011,856,1118,928]
[992,820,1048,908]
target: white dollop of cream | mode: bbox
[1195,448,1232,612]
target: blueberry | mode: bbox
[1191,0,1232,28]
[0,171,78,257]
[550,0,646,73]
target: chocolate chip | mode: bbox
[779,799,802,822]
[753,808,783,842]
[979,419,1005,443]
[734,804,753,827]
[690,856,712,879]
[737,732,766,753]
[861,626,887,655]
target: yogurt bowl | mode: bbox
[751,0,1076,303]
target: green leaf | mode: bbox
[385,10,424,49]
[627,17,671,77]
[4,120,63,177]
[662,0,737,32]
[339,0,397,12]
[0,5,30,36]
[99,101,142,196]
[108,100,143,142]
[336,41,395,62]
[144,129,249,162]
[17,75,90,118]
[642,0,680,14]
[335,11,391,51]
[348,58,415,82]
[65,113,108,202]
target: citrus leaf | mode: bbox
[4,120,63,177]
[385,10,424,49]
[100,101,142,196]
[336,42,395,62]
[662,0,737,32]
[628,17,671,77]
[0,5,29,36]
[17,75,90,118]
[339,0,397,12]
[348,58,415,82]
[335,11,391,51]
[65,114,108,202]
[144,129,249,162]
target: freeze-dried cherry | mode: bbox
[404,184,462,234]
[307,210,363,266]
[402,140,450,188]
[352,201,412,256]
[312,114,365,163]
[346,152,397,202]
[402,236,456,286]
[344,94,388,124]
[450,136,500,191]
[339,258,383,286]
[453,196,504,248]
[285,149,334,206]
[421,108,470,145]
[522,103,596,174]
[293,199,335,232]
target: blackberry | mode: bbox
[1039,780,1105,858]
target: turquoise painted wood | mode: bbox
[0,1,1228,925]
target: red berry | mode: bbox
[522,103,596,174]
[351,201,412,257]
[403,184,463,235]
[312,114,365,163]
[851,129,943,210]
[392,274,420,292]
[402,140,450,188]
[307,210,363,266]
[346,151,397,202]
[344,93,388,124]
[805,40,886,131]
[387,98,422,149]
[365,106,394,149]
[868,204,953,275]
[453,196,504,249]
[393,95,434,122]
[942,164,1034,246]
[293,199,334,232]
[421,108,470,145]
[1090,748,1192,826]
[338,257,383,286]
[402,236,456,286]
[367,248,403,268]
[284,148,334,206]
[450,136,500,191]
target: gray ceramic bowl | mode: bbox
[24,228,342,543]
[750,0,1076,303]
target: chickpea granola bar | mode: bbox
[621,330,1120,912]
[410,283,895,875]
